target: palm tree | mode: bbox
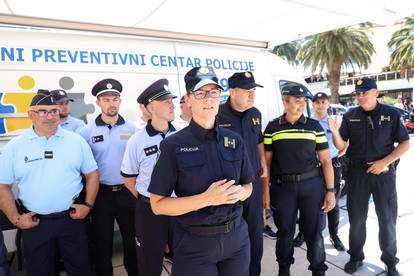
[388,15,414,78]
[272,41,301,65]
[298,25,375,103]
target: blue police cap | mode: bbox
[281,84,312,99]
[137,79,177,107]
[30,89,57,106]
[184,66,223,92]
[50,89,74,103]
[312,92,329,102]
[354,77,377,93]
[92,78,122,97]
[228,71,263,89]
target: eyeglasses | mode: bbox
[192,89,222,99]
[31,109,60,117]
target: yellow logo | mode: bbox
[380,115,391,122]
[357,80,363,85]
[244,72,252,78]
[224,136,236,149]
[252,117,260,125]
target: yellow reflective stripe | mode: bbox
[315,135,328,143]
[273,132,316,141]
[314,131,325,136]
[264,137,273,145]
[268,129,315,137]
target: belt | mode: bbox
[179,216,241,236]
[276,168,320,183]
[100,184,124,192]
[350,161,395,170]
[37,209,71,219]
[138,194,150,204]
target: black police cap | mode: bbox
[281,84,312,99]
[50,89,74,103]
[30,89,56,106]
[137,79,177,107]
[312,92,329,102]
[184,66,223,92]
[228,71,263,89]
[354,77,377,93]
[92,78,122,97]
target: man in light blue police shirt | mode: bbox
[51,89,86,132]
[78,79,138,276]
[0,90,99,276]
[121,78,177,276]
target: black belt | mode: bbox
[179,216,241,236]
[100,184,124,192]
[275,168,320,183]
[350,161,395,170]
[138,194,150,204]
[37,209,71,219]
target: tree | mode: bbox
[388,15,414,78]
[298,25,375,103]
[272,41,301,65]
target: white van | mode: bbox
[0,26,310,150]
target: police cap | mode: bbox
[92,78,122,97]
[50,89,74,103]
[228,71,263,89]
[281,84,312,99]
[354,77,377,93]
[312,92,329,102]
[137,79,177,107]
[184,66,223,92]
[30,89,56,106]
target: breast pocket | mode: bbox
[176,150,207,193]
[376,122,393,144]
[219,147,243,183]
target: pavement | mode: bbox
[9,138,414,276]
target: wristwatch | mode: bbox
[326,187,336,193]
[83,202,94,209]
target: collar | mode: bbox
[95,114,125,127]
[27,125,64,140]
[145,120,176,137]
[188,119,219,142]
[225,98,250,118]
[279,113,307,125]
[360,101,381,116]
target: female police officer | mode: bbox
[148,66,254,276]
[263,84,336,276]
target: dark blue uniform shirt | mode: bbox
[148,120,254,226]
[339,103,409,163]
[217,100,263,176]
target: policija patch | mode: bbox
[144,145,158,156]
[224,136,236,149]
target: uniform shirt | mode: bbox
[148,120,254,226]
[78,115,137,185]
[0,127,97,214]
[217,100,263,175]
[60,115,86,132]
[312,114,339,159]
[264,114,328,179]
[339,103,409,163]
[173,115,190,131]
[121,122,176,197]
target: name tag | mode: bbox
[144,145,158,156]
[179,146,200,152]
[92,135,104,143]
[120,134,132,140]
[218,124,232,128]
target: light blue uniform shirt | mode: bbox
[60,115,86,132]
[121,122,176,197]
[78,115,137,185]
[0,126,97,214]
[312,114,339,159]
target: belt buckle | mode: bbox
[111,185,122,192]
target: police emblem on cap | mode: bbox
[164,84,169,91]
[357,80,363,85]
[59,90,65,96]
[198,67,210,74]
[244,72,252,78]
[317,93,322,97]
[299,88,304,93]
[107,83,113,89]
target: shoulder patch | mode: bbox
[224,136,236,149]
[144,145,158,156]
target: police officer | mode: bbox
[121,79,177,276]
[0,90,99,276]
[263,84,335,276]
[50,89,86,132]
[78,79,138,276]
[216,71,266,276]
[329,77,410,276]
[148,66,254,276]
[174,95,192,130]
